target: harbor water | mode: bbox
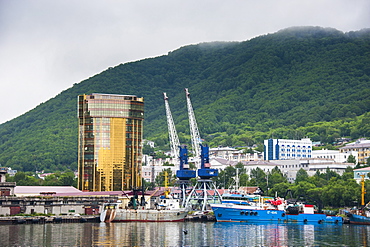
[1,221,369,246]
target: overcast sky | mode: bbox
[0,0,369,124]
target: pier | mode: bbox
[0,215,100,225]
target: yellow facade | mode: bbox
[78,93,144,191]
[340,142,370,164]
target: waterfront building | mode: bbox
[338,139,370,164]
[78,93,144,191]
[264,138,312,160]
[0,167,16,196]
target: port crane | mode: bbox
[163,93,195,206]
[163,93,180,160]
[184,88,221,211]
[185,88,201,159]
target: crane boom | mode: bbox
[163,93,180,160]
[185,88,201,158]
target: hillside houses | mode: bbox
[339,139,370,164]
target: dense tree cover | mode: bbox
[212,163,249,189]
[214,165,365,208]
[0,26,370,172]
[6,170,77,187]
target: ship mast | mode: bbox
[361,174,366,206]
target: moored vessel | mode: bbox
[211,193,343,224]
[100,201,189,222]
[100,187,189,223]
[344,174,370,224]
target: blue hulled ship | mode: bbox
[211,193,343,224]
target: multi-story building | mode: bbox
[339,140,370,164]
[210,146,262,162]
[311,149,358,163]
[275,159,354,183]
[78,93,144,191]
[264,138,312,160]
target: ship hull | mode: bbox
[101,208,188,222]
[347,213,370,225]
[211,204,343,224]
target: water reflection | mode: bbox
[1,222,370,246]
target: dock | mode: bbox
[0,215,100,225]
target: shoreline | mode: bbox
[0,215,100,225]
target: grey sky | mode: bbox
[0,0,369,124]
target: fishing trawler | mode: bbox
[101,173,189,223]
[211,194,342,224]
[100,193,189,222]
[211,180,342,224]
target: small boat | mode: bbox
[211,192,343,224]
[344,175,370,224]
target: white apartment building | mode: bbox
[274,159,355,183]
[264,138,312,160]
[210,146,262,162]
[311,149,358,163]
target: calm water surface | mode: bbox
[0,222,369,246]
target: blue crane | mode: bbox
[176,145,196,180]
[198,143,218,179]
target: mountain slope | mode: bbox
[0,26,369,171]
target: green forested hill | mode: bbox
[0,26,370,172]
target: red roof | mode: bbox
[354,167,370,171]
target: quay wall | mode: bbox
[0,215,100,225]
[0,196,118,216]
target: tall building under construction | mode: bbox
[77,93,144,191]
